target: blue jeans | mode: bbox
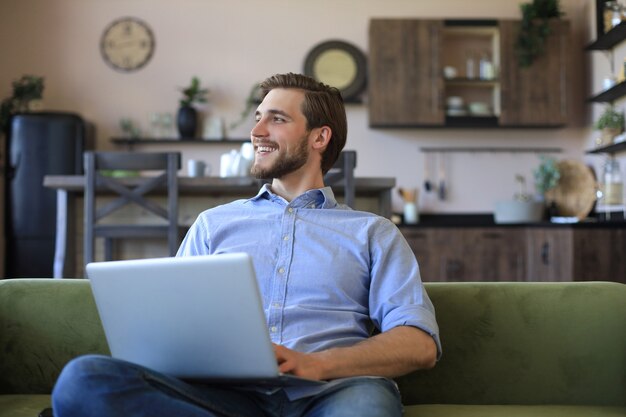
[52,355,403,417]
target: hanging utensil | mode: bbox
[438,153,447,201]
[423,153,433,193]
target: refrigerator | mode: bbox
[3,112,92,277]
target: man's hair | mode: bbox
[259,73,347,175]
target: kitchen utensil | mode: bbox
[438,153,447,201]
[423,153,433,192]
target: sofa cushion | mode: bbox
[403,404,626,417]
[0,395,50,417]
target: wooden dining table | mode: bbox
[43,175,395,278]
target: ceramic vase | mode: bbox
[177,106,197,138]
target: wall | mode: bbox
[0,0,606,215]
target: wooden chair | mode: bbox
[324,150,357,208]
[83,151,182,266]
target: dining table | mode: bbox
[43,175,396,278]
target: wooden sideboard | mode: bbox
[44,175,395,278]
[400,224,626,283]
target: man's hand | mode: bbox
[273,326,437,382]
[273,344,325,380]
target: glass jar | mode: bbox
[604,1,623,32]
[597,157,625,219]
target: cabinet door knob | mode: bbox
[541,242,550,265]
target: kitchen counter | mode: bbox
[398,213,626,228]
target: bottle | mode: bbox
[466,53,475,79]
[479,53,494,80]
[598,156,625,220]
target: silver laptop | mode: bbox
[86,253,325,387]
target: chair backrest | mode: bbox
[324,150,357,208]
[83,151,181,265]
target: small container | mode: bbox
[466,54,476,79]
[597,157,625,219]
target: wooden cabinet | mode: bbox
[368,18,570,128]
[369,19,443,126]
[402,227,526,282]
[499,20,569,126]
[572,228,626,283]
[401,226,625,283]
[526,228,573,281]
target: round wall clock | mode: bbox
[303,40,367,101]
[100,17,155,72]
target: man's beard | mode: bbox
[251,135,309,179]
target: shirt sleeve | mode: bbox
[176,213,211,257]
[367,220,442,359]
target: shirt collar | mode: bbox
[250,183,338,209]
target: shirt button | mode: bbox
[272,302,281,308]
[270,326,278,333]
[288,207,294,213]
[278,267,285,274]
[283,235,290,241]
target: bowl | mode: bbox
[443,66,458,79]
[493,200,544,224]
[446,96,464,108]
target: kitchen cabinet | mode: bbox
[499,20,570,126]
[400,225,626,283]
[402,227,526,282]
[526,228,573,281]
[368,19,443,126]
[368,18,570,128]
[572,228,626,282]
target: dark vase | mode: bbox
[176,106,197,138]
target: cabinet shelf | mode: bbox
[586,21,626,50]
[586,140,626,155]
[444,78,499,86]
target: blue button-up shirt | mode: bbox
[177,184,441,358]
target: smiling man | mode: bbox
[52,73,440,417]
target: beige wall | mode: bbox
[0,0,610,214]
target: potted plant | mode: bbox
[515,0,563,67]
[533,154,560,197]
[593,105,625,145]
[176,76,208,139]
[0,75,45,135]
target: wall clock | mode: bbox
[303,40,367,102]
[100,17,155,72]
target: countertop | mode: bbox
[397,213,626,229]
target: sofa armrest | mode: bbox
[0,279,109,394]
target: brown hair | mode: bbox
[259,73,347,175]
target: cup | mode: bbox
[188,159,208,177]
[403,202,419,224]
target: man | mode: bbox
[52,73,440,417]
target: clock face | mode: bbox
[100,17,155,72]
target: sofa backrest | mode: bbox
[1,279,624,406]
[0,279,109,394]
[397,282,626,407]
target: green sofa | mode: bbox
[0,279,624,417]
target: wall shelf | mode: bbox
[420,146,562,154]
[587,81,626,103]
[112,137,249,145]
[586,141,626,155]
[585,21,626,51]
[585,20,626,104]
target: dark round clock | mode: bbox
[100,17,155,72]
